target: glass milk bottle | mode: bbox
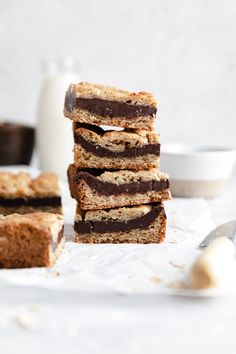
[36,58,80,179]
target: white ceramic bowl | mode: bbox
[161,144,236,197]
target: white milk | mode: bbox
[36,58,80,179]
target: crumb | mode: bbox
[44,270,60,277]
[170,240,178,244]
[151,276,162,283]
[169,261,186,270]
[15,314,36,330]
[168,280,188,289]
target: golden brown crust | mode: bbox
[73,126,160,169]
[94,169,168,183]
[75,204,153,222]
[0,212,64,268]
[0,172,61,199]
[78,182,170,210]
[31,173,61,198]
[74,208,167,244]
[75,126,160,151]
[0,212,63,233]
[68,165,171,210]
[68,82,157,107]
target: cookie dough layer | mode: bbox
[0,213,64,268]
[74,124,160,170]
[0,205,62,216]
[68,165,171,210]
[64,82,157,130]
[0,172,62,215]
[74,204,166,243]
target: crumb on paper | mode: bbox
[151,276,162,284]
[169,261,186,271]
[168,280,188,290]
[170,239,178,244]
[15,314,36,330]
[44,270,60,277]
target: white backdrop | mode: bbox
[0,0,235,146]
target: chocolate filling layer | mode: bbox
[73,171,169,196]
[0,196,62,207]
[75,134,160,158]
[65,91,157,118]
[74,205,164,234]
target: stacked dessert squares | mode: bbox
[0,172,64,268]
[65,82,171,243]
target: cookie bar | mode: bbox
[68,163,171,210]
[0,172,62,216]
[64,82,157,130]
[0,212,64,268]
[73,123,160,170]
[74,203,166,243]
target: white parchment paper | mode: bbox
[0,166,222,297]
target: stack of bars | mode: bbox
[65,82,171,243]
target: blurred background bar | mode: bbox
[0,122,34,165]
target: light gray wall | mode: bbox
[0,0,235,146]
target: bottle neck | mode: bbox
[42,58,79,77]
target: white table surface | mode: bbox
[1,167,236,354]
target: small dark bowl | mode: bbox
[0,122,35,165]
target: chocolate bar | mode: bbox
[74,203,166,243]
[64,82,157,130]
[73,123,160,170]
[68,164,171,210]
